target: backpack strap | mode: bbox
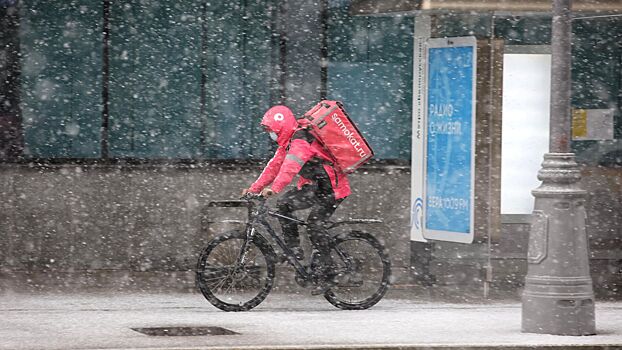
[292,128,315,143]
[291,128,339,187]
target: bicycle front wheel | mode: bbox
[324,230,391,310]
[196,230,276,311]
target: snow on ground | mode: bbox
[0,291,621,350]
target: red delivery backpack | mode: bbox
[301,100,374,173]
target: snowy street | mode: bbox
[1,291,621,350]
[3,0,622,348]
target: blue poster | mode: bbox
[425,42,475,237]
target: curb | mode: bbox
[87,345,622,350]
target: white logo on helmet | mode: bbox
[274,113,284,121]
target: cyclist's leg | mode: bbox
[307,192,344,284]
[276,185,317,258]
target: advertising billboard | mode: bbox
[422,37,476,243]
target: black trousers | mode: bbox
[276,183,343,269]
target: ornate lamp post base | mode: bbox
[521,153,595,335]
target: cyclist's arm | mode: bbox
[270,138,313,193]
[248,146,287,193]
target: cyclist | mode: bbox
[242,105,351,294]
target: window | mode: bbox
[17,0,279,160]
[10,0,416,161]
[20,1,102,158]
[327,0,414,159]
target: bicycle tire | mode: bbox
[324,230,391,310]
[196,230,276,311]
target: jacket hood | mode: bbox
[261,105,298,147]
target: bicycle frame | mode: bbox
[198,198,391,311]
[204,198,384,281]
[251,201,313,278]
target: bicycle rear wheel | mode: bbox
[324,230,391,310]
[196,230,276,311]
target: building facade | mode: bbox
[0,0,620,298]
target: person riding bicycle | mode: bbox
[242,105,351,293]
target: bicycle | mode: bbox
[195,194,391,311]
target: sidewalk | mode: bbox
[1,290,621,350]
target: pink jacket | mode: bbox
[248,106,351,199]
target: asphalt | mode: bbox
[1,290,621,350]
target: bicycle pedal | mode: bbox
[311,281,334,296]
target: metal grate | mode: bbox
[131,326,238,337]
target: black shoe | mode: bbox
[310,268,337,296]
[291,247,305,261]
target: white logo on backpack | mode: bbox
[331,113,367,158]
[274,113,284,121]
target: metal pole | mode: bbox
[549,0,572,153]
[521,0,596,336]
[101,0,110,159]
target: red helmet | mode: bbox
[261,105,297,146]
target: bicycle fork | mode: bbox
[233,226,256,270]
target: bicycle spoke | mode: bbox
[223,275,237,296]
[197,233,273,311]
[209,272,231,292]
[201,271,231,283]
[324,233,390,310]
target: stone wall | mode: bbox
[0,163,412,292]
[1,163,620,299]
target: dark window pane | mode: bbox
[20,0,102,158]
